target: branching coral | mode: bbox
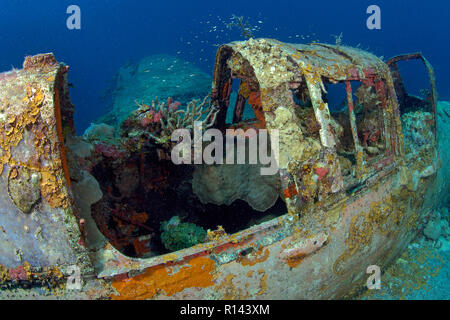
[133,95,219,147]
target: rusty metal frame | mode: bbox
[0,54,93,283]
[0,43,442,299]
[92,40,413,280]
[344,80,366,179]
[91,44,441,299]
[348,77,395,179]
[210,40,403,213]
[387,52,438,138]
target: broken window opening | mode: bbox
[391,59,433,116]
[324,78,388,189]
[291,79,320,141]
[389,58,436,163]
[324,81,358,186]
[225,78,262,128]
[352,81,387,161]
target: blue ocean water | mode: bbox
[0,0,449,132]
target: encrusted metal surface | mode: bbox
[0,54,92,277]
[0,41,444,299]
[102,40,441,299]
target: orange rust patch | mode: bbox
[248,91,266,128]
[216,273,249,300]
[238,82,251,99]
[9,167,18,179]
[283,185,298,199]
[238,248,270,266]
[221,81,231,98]
[257,274,268,295]
[53,85,71,188]
[248,91,261,107]
[207,225,227,242]
[285,254,306,268]
[111,256,215,300]
[40,170,70,209]
[0,82,70,210]
[216,274,236,300]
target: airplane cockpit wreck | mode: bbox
[0,38,445,299]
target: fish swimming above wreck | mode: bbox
[0,38,448,300]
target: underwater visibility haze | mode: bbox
[0,0,448,301]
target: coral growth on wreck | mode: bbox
[401,111,435,154]
[127,95,218,149]
[160,216,207,251]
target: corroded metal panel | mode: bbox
[98,40,441,300]
[211,39,400,215]
[0,41,443,300]
[109,171,438,300]
[0,54,92,275]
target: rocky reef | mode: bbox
[359,101,450,300]
[98,55,212,129]
[436,101,450,206]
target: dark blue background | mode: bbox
[1,0,448,132]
